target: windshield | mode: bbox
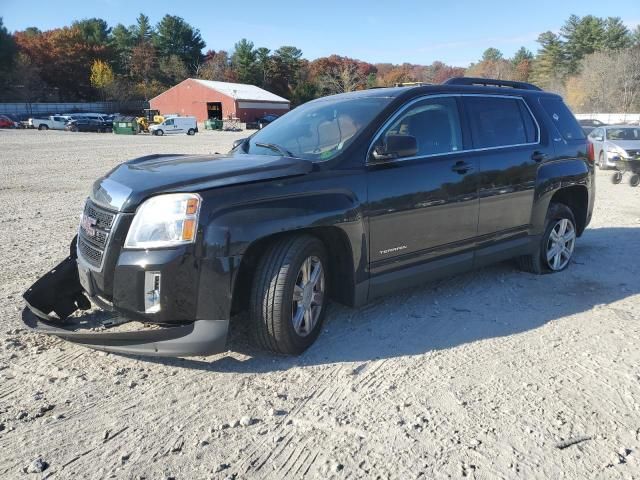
[606,128,640,141]
[242,96,393,161]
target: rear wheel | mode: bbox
[250,235,328,354]
[518,203,576,274]
[630,174,640,187]
[38,124,48,131]
[612,171,623,184]
[187,128,195,135]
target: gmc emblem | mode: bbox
[81,214,97,237]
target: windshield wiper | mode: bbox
[255,142,296,158]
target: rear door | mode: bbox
[462,95,544,241]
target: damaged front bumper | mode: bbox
[21,254,229,357]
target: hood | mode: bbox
[607,140,640,153]
[91,153,313,212]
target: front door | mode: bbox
[367,96,479,287]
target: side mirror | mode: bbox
[371,135,418,162]
[231,138,247,151]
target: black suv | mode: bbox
[66,118,113,133]
[22,78,594,357]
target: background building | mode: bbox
[149,79,290,123]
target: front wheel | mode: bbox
[155,129,164,136]
[250,235,328,354]
[630,174,640,187]
[518,203,576,274]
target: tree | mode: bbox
[632,26,640,47]
[311,55,376,94]
[603,17,631,50]
[154,15,204,71]
[130,41,158,99]
[512,47,533,65]
[561,15,606,74]
[482,47,503,62]
[255,47,271,86]
[159,54,188,84]
[90,59,114,100]
[231,38,258,84]
[72,18,111,46]
[198,50,236,82]
[0,18,17,86]
[132,14,153,44]
[530,31,566,89]
[111,24,134,73]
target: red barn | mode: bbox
[149,78,290,123]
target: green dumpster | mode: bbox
[205,118,223,130]
[113,116,139,135]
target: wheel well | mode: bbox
[550,186,588,235]
[230,227,356,316]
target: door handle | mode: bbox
[451,161,473,174]
[531,151,548,162]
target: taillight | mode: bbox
[587,142,594,162]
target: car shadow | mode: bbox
[116,227,640,373]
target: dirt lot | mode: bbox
[1,129,639,479]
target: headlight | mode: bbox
[606,145,627,158]
[124,193,201,249]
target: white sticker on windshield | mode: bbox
[553,113,559,121]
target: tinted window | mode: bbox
[165,119,174,126]
[465,97,532,148]
[377,96,463,157]
[539,98,585,141]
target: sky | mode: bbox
[2,0,639,66]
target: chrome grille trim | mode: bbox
[77,199,119,271]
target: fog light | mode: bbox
[144,271,161,313]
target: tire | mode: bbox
[598,151,606,170]
[630,174,640,187]
[38,124,48,131]
[612,171,623,184]
[518,203,577,274]
[156,129,164,136]
[250,235,328,354]
[187,128,195,135]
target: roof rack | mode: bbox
[443,77,542,91]
[394,82,432,87]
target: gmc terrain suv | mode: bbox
[22,77,594,357]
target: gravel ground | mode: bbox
[1,129,640,479]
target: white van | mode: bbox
[149,116,198,136]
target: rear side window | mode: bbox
[539,98,585,141]
[464,97,536,149]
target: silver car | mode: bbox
[588,125,640,170]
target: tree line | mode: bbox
[0,13,639,112]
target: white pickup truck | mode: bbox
[28,115,68,130]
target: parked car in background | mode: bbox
[588,125,640,169]
[256,114,279,129]
[149,116,197,136]
[579,118,607,135]
[0,115,15,128]
[65,118,112,133]
[28,115,68,130]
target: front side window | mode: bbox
[375,96,463,158]
[465,96,535,148]
[165,119,174,126]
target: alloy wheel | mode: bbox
[546,218,575,271]
[291,256,324,337]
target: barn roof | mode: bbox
[192,79,290,103]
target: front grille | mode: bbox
[627,149,640,158]
[78,199,117,269]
